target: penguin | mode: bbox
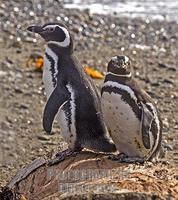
[101,55,162,163]
[27,23,116,165]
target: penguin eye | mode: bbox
[48,27,55,32]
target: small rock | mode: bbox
[174,175,178,180]
[163,78,174,84]
[24,37,36,43]
[5,57,13,65]
[158,63,168,68]
[0,71,7,77]
[0,121,10,130]
[72,26,83,33]
[16,49,22,54]
[162,141,173,151]
[160,34,168,41]
[19,103,29,109]
[163,118,169,129]
[150,82,160,87]
[37,135,50,141]
[167,67,177,72]
[14,87,23,94]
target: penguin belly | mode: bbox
[56,85,77,149]
[55,105,77,149]
[102,92,149,158]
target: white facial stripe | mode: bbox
[111,56,118,62]
[107,72,132,78]
[124,56,129,63]
[66,84,76,137]
[103,81,138,102]
[111,56,129,63]
[43,24,57,30]
[45,25,70,47]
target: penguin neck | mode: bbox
[105,68,132,84]
[107,71,132,78]
[108,64,131,77]
[47,42,73,58]
[44,45,75,77]
[107,67,132,78]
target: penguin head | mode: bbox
[107,55,131,76]
[27,22,73,54]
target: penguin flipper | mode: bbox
[43,86,70,134]
[140,102,154,149]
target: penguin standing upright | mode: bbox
[101,55,162,163]
[27,23,116,165]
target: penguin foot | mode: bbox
[119,157,144,164]
[48,147,82,166]
[108,153,144,164]
[108,153,127,161]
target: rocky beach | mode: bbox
[0,0,178,198]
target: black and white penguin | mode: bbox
[101,55,162,163]
[27,23,116,164]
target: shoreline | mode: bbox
[64,5,178,23]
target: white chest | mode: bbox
[102,91,149,157]
[43,56,54,98]
[55,85,77,148]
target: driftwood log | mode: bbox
[0,151,178,200]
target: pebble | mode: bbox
[24,37,37,43]
[19,103,29,109]
[0,121,10,131]
[158,63,168,68]
[0,71,7,77]
[150,82,160,87]
[170,92,178,99]
[37,135,50,141]
[72,26,83,33]
[174,175,178,180]
[16,49,22,54]
[14,87,23,94]
[167,67,177,72]
[163,78,174,85]
[42,141,58,145]
[163,118,169,129]
[162,140,173,151]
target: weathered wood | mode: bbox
[1,151,178,200]
[7,157,47,189]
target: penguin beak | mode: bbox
[27,25,44,34]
